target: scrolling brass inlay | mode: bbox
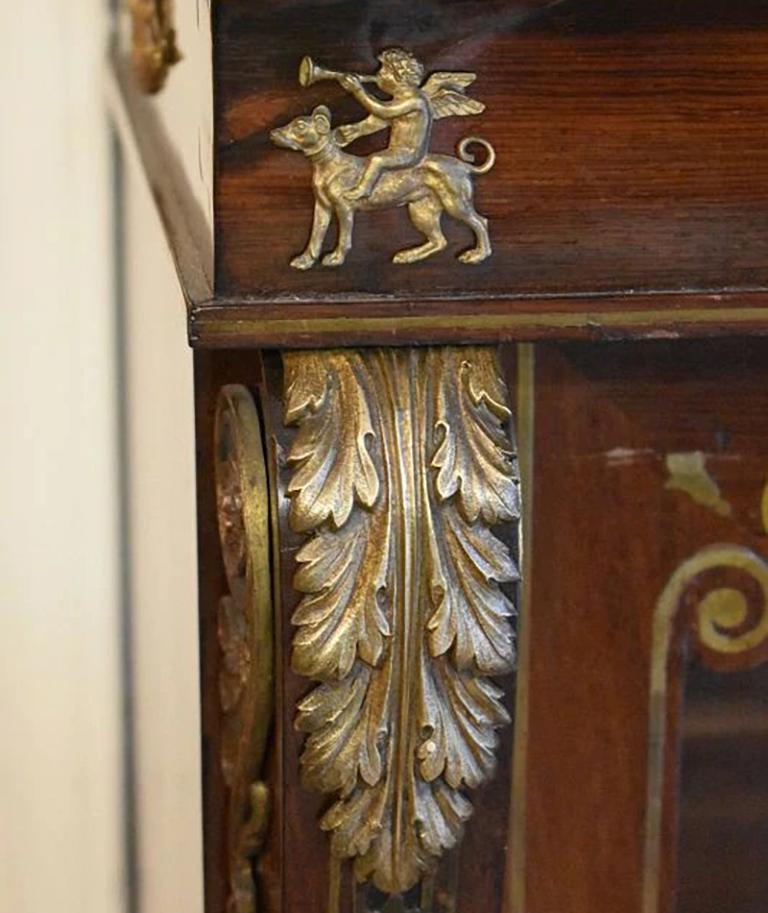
[270,50,495,269]
[642,544,768,913]
[283,347,519,898]
[215,385,274,913]
[128,0,181,94]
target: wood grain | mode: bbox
[108,0,768,346]
[214,0,768,304]
[522,337,768,913]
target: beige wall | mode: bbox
[0,3,204,912]
[122,141,204,913]
[0,2,124,913]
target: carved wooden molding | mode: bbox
[215,385,274,913]
[282,347,520,896]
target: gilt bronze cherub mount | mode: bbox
[270,48,496,269]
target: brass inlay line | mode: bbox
[507,344,535,913]
[642,545,768,913]
[328,855,342,913]
[195,306,768,343]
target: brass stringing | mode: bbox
[642,475,768,913]
[283,347,519,896]
[271,49,495,269]
[215,386,275,913]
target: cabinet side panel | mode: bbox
[524,339,768,913]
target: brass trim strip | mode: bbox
[194,306,768,344]
[507,344,535,913]
[328,855,342,913]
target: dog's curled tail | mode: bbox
[457,136,496,174]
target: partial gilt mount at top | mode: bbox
[128,0,181,94]
[270,49,496,269]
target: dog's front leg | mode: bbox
[322,206,355,268]
[291,200,331,270]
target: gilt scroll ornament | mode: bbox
[271,49,495,269]
[215,386,274,913]
[283,347,519,896]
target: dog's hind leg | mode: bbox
[393,197,447,264]
[456,206,492,264]
[322,205,355,267]
[435,179,492,265]
[291,201,332,270]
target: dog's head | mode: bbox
[270,105,333,155]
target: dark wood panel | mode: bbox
[523,337,768,913]
[109,0,768,347]
[214,0,768,304]
[108,58,768,347]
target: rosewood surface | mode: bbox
[524,337,768,913]
[109,0,768,347]
[213,0,768,304]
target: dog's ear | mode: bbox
[312,104,332,134]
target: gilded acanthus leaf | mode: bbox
[284,347,519,895]
[431,348,519,525]
[292,509,391,679]
[296,664,387,796]
[426,503,518,675]
[284,351,379,533]
[418,657,511,789]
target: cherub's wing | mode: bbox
[423,72,486,120]
[423,71,478,94]
[429,89,486,120]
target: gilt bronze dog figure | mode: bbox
[270,50,496,269]
[270,105,495,268]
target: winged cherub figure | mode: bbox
[336,48,486,201]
